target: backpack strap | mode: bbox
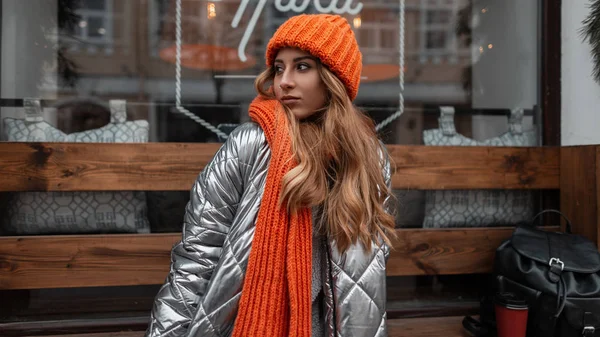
[583,312,596,336]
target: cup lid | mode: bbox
[494,292,528,309]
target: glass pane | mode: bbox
[87,16,106,38]
[425,30,447,49]
[426,10,451,24]
[0,0,543,146]
[82,0,106,11]
[393,188,553,229]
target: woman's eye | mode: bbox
[274,66,284,74]
[297,63,310,71]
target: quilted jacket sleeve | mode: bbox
[145,124,256,337]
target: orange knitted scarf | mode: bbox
[231,96,312,337]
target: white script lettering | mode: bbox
[275,0,311,13]
[232,0,363,62]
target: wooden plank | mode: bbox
[560,146,598,244]
[388,145,560,190]
[16,317,470,337]
[388,227,516,276]
[597,146,600,249]
[388,316,469,337]
[0,234,176,289]
[4,316,148,337]
[0,143,560,192]
[0,227,555,290]
[26,334,143,337]
[0,142,221,192]
[541,0,562,147]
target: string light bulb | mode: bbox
[353,16,362,29]
[207,2,216,19]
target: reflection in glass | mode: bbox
[82,0,106,11]
[87,17,105,38]
[1,0,541,146]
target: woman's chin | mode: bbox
[289,108,311,120]
[296,110,325,123]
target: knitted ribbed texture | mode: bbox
[266,14,362,100]
[232,96,312,337]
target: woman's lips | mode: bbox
[280,96,300,105]
[281,98,300,105]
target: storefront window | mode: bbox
[1,0,542,144]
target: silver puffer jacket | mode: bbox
[145,122,391,337]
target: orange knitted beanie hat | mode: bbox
[266,14,363,100]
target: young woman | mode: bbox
[146,14,396,337]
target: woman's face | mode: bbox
[273,48,328,120]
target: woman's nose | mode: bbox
[279,70,295,89]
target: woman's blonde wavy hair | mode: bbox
[255,61,396,253]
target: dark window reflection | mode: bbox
[82,0,106,11]
[426,31,448,49]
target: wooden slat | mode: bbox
[388,145,559,190]
[0,234,175,289]
[0,143,560,191]
[26,334,142,337]
[597,147,600,248]
[561,146,598,244]
[391,226,557,275]
[17,317,469,337]
[388,227,519,276]
[0,227,552,290]
[0,142,221,192]
[388,316,469,337]
[4,317,148,337]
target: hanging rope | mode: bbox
[175,0,229,139]
[376,0,405,132]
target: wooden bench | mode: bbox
[0,142,569,336]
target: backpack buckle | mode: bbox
[549,257,564,271]
[583,326,595,336]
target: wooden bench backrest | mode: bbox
[0,142,560,289]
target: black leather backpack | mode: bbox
[463,210,600,337]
